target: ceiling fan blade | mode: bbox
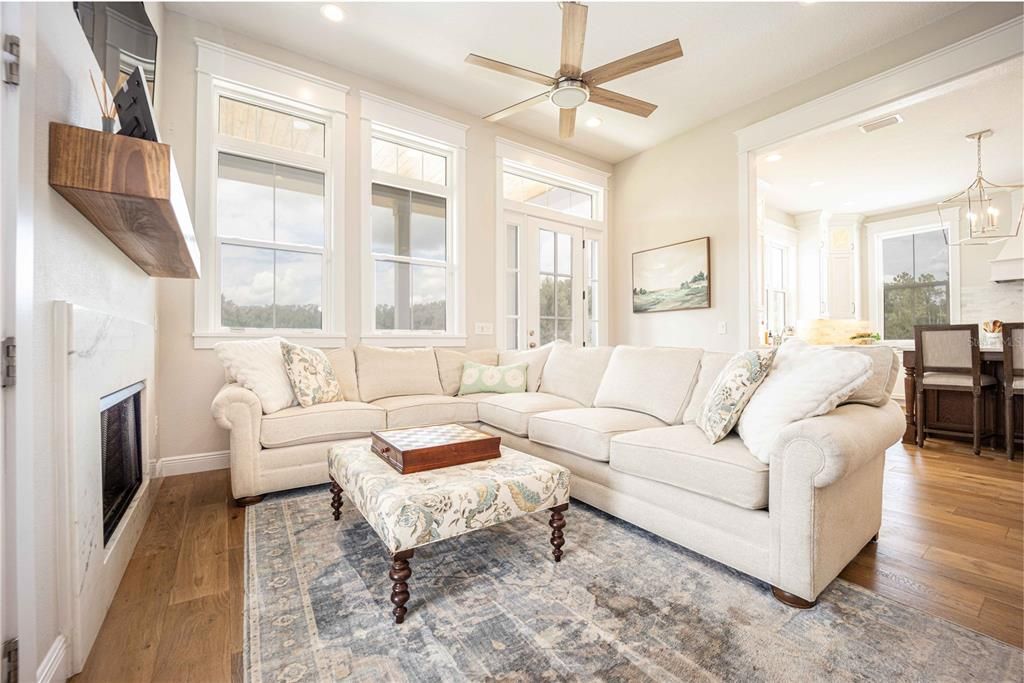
[484,92,550,122]
[559,2,588,79]
[466,54,556,87]
[582,39,683,86]
[559,107,576,139]
[589,87,658,117]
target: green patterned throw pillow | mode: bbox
[281,341,341,408]
[696,349,776,443]
[458,360,528,396]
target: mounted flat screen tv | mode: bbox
[73,2,157,103]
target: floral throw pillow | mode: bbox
[458,361,528,396]
[281,341,341,408]
[696,349,776,443]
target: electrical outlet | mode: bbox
[717,321,728,335]
[474,322,494,335]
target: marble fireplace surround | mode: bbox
[54,302,159,674]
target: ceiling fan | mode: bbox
[465,1,683,138]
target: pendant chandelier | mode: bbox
[939,129,1023,246]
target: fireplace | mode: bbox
[100,381,144,544]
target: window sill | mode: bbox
[360,334,467,348]
[193,331,347,349]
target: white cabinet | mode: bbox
[795,212,862,320]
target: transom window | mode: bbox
[503,171,594,219]
[368,129,457,336]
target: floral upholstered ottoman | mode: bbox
[327,440,571,623]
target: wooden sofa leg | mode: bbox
[771,586,817,609]
[234,495,264,507]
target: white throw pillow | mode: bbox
[214,337,296,414]
[354,345,444,402]
[499,341,564,392]
[594,346,703,424]
[737,339,873,463]
[539,344,614,407]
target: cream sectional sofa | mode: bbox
[211,341,904,606]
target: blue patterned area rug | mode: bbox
[246,485,1022,682]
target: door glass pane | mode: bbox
[539,275,555,316]
[221,244,274,328]
[506,318,519,350]
[556,276,572,317]
[217,154,274,241]
[412,265,446,330]
[275,251,322,329]
[556,233,572,275]
[555,318,572,343]
[540,318,555,345]
[539,229,555,273]
[506,272,518,315]
[506,224,519,269]
[219,97,325,157]
[275,165,325,246]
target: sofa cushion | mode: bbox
[373,395,480,429]
[435,348,498,395]
[476,392,582,436]
[355,346,444,402]
[260,401,385,448]
[324,347,361,401]
[682,351,733,424]
[214,336,296,414]
[836,345,900,407]
[529,408,667,463]
[594,346,703,424]
[539,344,614,406]
[609,425,769,510]
[499,341,563,392]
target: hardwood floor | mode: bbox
[74,439,1022,681]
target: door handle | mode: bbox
[529,342,537,348]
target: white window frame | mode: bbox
[359,93,468,347]
[192,40,348,349]
[759,219,798,338]
[495,139,610,351]
[866,207,961,346]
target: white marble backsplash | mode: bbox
[960,282,1024,326]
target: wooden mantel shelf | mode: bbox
[48,122,201,279]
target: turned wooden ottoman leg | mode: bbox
[390,550,414,624]
[549,503,568,562]
[330,477,343,521]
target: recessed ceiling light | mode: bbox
[320,4,345,22]
[809,180,825,188]
[585,117,602,128]
[764,153,783,163]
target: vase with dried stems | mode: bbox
[89,71,128,134]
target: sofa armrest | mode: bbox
[770,400,904,488]
[211,383,263,499]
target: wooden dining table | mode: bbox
[901,347,1014,446]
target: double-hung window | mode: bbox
[361,95,466,345]
[879,227,951,341]
[193,41,347,348]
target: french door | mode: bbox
[505,212,594,349]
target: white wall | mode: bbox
[154,11,612,465]
[23,3,160,676]
[609,3,1022,350]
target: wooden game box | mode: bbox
[369,423,501,474]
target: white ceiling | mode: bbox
[166,2,969,164]
[757,57,1024,217]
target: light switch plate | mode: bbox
[474,322,494,335]
[717,321,728,335]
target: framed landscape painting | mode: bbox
[632,237,711,313]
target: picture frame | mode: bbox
[632,236,711,313]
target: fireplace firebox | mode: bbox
[100,381,144,544]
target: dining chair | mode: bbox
[1002,322,1023,460]
[914,324,998,455]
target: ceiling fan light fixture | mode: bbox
[549,79,590,109]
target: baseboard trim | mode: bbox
[37,635,68,683]
[155,450,229,477]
